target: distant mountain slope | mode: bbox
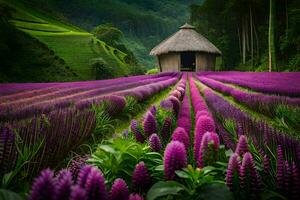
[15,0,203,68]
[1,0,135,81]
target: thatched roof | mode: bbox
[150,23,221,56]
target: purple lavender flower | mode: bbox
[263,155,269,175]
[28,169,57,200]
[149,133,162,152]
[161,117,172,140]
[276,145,284,192]
[167,96,180,115]
[171,127,190,151]
[197,132,220,168]
[130,120,145,143]
[160,99,173,110]
[84,167,108,200]
[110,178,129,200]
[55,169,73,200]
[149,105,157,116]
[240,152,261,196]
[226,153,240,191]
[77,165,93,187]
[194,115,215,160]
[291,162,300,200]
[132,161,151,193]
[70,185,87,200]
[284,161,291,194]
[104,95,126,116]
[235,135,249,156]
[143,112,157,137]
[129,194,144,200]
[69,155,89,181]
[164,141,187,180]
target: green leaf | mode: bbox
[225,149,233,157]
[98,145,116,154]
[0,189,24,200]
[146,181,185,200]
[155,165,164,171]
[175,170,190,179]
[197,183,234,200]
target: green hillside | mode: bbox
[1,0,133,81]
[14,0,203,68]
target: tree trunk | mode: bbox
[242,19,246,65]
[238,26,242,59]
[250,6,254,69]
[268,0,276,72]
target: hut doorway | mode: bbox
[180,52,195,71]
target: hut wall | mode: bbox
[196,53,216,71]
[158,53,180,72]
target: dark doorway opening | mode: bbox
[180,52,196,71]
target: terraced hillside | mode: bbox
[1,0,130,80]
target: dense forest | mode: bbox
[190,0,300,71]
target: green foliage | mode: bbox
[87,138,162,185]
[274,104,300,133]
[147,165,233,200]
[146,68,159,75]
[90,57,114,79]
[0,189,24,200]
[1,135,44,190]
[92,23,123,47]
[92,104,115,143]
[223,119,237,143]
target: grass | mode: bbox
[115,85,176,134]
[1,0,129,80]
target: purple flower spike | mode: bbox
[143,112,157,137]
[104,95,126,116]
[276,145,284,192]
[84,167,108,200]
[160,99,173,110]
[263,155,269,175]
[56,169,73,200]
[149,105,157,116]
[130,120,144,143]
[197,132,220,168]
[132,161,151,193]
[171,127,190,151]
[161,117,172,140]
[29,168,57,200]
[240,152,261,195]
[235,135,249,156]
[149,133,162,152]
[70,185,87,200]
[69,155,89,181]
[77,165,93,187]
[194,115,215,160]
[167,96,180,115]
[164,141,187,180]
[129,194,144,200]
[284,161,291,194]
[110,178,129,200]
[291,162,300,200]
[226,153,240,191]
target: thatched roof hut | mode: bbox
[150,23,221,72]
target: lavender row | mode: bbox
[0,72,177,96]
[0,73,177,104]
[0,77,179,121]
[198,76,300,117]
[0,75,172,111]
[199,84,300,165]
[198,71,300,97]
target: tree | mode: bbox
[268,0,277,71]
[92,23,123,47]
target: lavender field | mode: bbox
[1,72,300,200]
